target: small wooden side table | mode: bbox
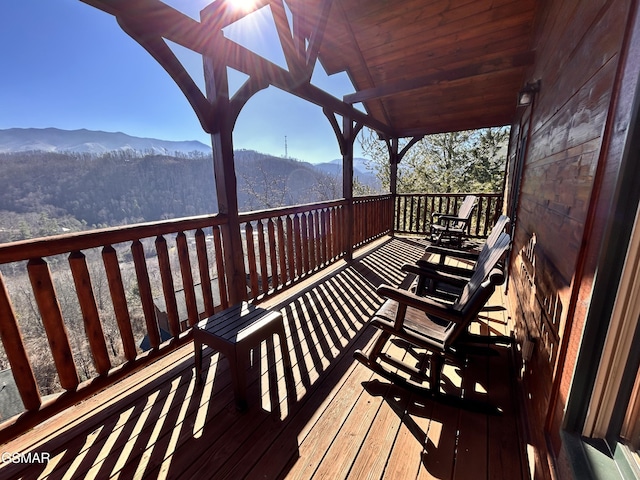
[193,302,290,411]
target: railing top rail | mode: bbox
[0,213,227,264]
[353,194,392,202]
[238,199,348,223]
[396,192,502,197]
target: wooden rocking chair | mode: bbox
[406,216,510,300]
[430,195,477,246]
[354,237,510,408]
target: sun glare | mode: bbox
[228,0,258,12]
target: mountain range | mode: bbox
[0,127,212,155]
[0,127,380,188]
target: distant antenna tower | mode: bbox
[284,135,288,158]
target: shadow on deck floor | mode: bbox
[0,236,527,480]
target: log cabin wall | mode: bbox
[506,0,635,478]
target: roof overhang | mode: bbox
[81,0,540,138]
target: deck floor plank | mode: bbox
[0,236,527,480]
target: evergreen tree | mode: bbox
[359,127,509,193]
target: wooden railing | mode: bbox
[394,192,503,237]
[353,194,393,248]
[0,214,228,431]
[0,191,498,438]
[239,200,347,299]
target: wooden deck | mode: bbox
[0,236,527,480]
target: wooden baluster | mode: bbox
[421,195,428,233]
[176,232,198,327]
[102,246,137,362]
[301,212,310,273]
[69,251,111,376]
[324,208,331,260]
[308,210,317,271]
[317,209,325,263]
[416,196,422,232]
[245,222,259,299]
[409,195,415,233]
[257,220,269,295]
[195,229,214,317]
[339,204,346,254]
[212,225,228,310]
[0,272,41,410]
[395,196,401,232]
[27,258,79,390]
[474,196,482,236]
[325,209,333,262]
[277,217,287,286]
[331,206,342,258]
[286,215,295,280]
[294,214,303,275]
[155,236,181,336]
[268,218,279,292]
[484,195,493,236]
[131,240,160,349]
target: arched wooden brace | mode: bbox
[322,108,364,260]
[117,14,270,305]
[117,18,216,134]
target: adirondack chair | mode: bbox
[354,234,511,406]
[407,216,510,300]
[430,195,477,246]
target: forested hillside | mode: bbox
[0,149,350,242]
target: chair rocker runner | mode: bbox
[354,234,511,410]
[430,195,478,246]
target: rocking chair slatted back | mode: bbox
[454,232,510,312]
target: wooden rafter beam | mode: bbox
[81,0,208,52]
[81,0,395,136]
[269,0,303,77]
[219,37,394,134]
[333,1,393,127]
[344,51,536,105]
[117,18,215,132]
[201,0,271,31]
[304,0,333,78]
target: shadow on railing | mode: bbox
[0,192,489,440]
[238,195,392,301]
[0,195,396,439]
[0,214,229,439]
[395,192,503,237]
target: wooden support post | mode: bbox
[389,138,399,237]
[203,34,248,306]
[342,116,355,261]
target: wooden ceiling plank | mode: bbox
[354,2,536,58]
[345,51,535,104]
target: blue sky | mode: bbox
[0,0,366,164]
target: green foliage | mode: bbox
[359,127,510,194]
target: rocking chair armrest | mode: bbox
[423,245,479,262]
[415,261,474,279]
[433,214,463,223]
[376,284,464,323]
[401,264,469,288]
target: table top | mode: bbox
[195,302,282,343]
